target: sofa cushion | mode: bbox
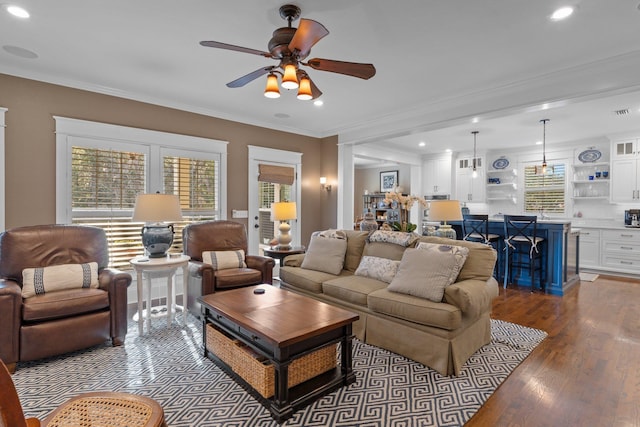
[367,288,462,330]
[416,236,497,282]
[214,268,262,289]
[343,230,370,272]
[354,256,400,283]
[387,246,468,302]
[300,235,348,275]
[22,262,99,298]
[202,250,247,270]
[279,267,345,294]
[322,275,388,305]
[362,241,407,261]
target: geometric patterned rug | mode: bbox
[13,316,546,427]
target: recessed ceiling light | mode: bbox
[418,141,426,147]
[541,103,550,110]
[6,5,30,18]
[445,149,452,153]
[313,100,323,106]
[536,140,543,145]
[471,117,479,124]
[551,6,573,21]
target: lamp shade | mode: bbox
[428,200,462,222]
[264,73,281,98]
[297,76,313,100]
[271,201,297,221]
[132,194,183,223]
[281,64,299,89]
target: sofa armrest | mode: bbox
[443,277,498,319]
[99,268,132,345]
[245,255,275,285]
[283,253,305,267]
[0,279,22,365]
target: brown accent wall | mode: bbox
[319,135,338,230]
[0,73,334,245]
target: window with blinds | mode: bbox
[71,147,219,269]
[523,163,566,214]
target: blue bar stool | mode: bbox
[462,214,502,280]
[503,215,545,291]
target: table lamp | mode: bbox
[271,201,297,250]
[428,200,462,239]
[132,193,183,257]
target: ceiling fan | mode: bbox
[199,4,376,100]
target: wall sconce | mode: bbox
[320,176,332,192]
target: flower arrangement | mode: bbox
[383,191,429,232]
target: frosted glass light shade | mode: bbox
[264,73,280,98]
[281,64,299,89]
[297,76,313,100]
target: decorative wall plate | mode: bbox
[578,149,602,163]
[492,157,509,170]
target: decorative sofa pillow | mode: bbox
[367,230,418,247]
[388,244,469,302]
[300,235,348,275]
[202,250,247,270]
[354,255,401,283]
[22,262,99,298]
[416,242,469,281]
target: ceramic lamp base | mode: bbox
[436,224,457,240]
[277,222,292,250]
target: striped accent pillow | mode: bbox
[22,262,99,298]
[202,250,246,270]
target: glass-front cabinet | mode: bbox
[611,139,640,202]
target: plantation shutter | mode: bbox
[71,146,146,269]
[523,163,566,214]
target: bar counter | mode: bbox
[449,218,580,296]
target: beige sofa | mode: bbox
[279,230,498,376]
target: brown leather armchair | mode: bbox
[182,220,275,317]
[0,225,132,373]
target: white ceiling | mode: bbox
[2,1,640,161]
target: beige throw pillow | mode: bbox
[354,256,401,283]
[388,245,469,302]
[22,262,99,298]
[202,250,247,270]
[300,235,348,275]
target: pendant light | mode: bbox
[540,119,549,174]
[471,131,479,178]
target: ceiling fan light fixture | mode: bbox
[296,76,313,100]
[264,73,281,98]
[281,63,299,89]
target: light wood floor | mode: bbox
[466,275,640,427]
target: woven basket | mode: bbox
[206,324,337,398]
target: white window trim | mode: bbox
[0,108,6,232]
[54,116,228,224]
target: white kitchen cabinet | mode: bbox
[577,227,600,268]
[600,228,640,273]
[455,157,485,202]
[423,157,451,196]
[611,139,640,202]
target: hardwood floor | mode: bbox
[466,275,640,427]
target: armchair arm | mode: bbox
[245,255,275,285]
[443,277,498,320]
[99,268,132,346]
[0,279,23,366]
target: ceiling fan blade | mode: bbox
[200,41,272,58]
[289,19,329,57]
[306,58,376,80]
[226,66,275,88]
[308,76,323,99]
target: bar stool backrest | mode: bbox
[462,214,491,243]
[503,215,541,253]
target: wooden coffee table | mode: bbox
[199,285,359,423]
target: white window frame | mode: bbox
[54,116,228,224]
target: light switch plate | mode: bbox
[232,209,248,218]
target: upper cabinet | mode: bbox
[455,156,485,203]
[423,156,451,196]
[611,139,640,202]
